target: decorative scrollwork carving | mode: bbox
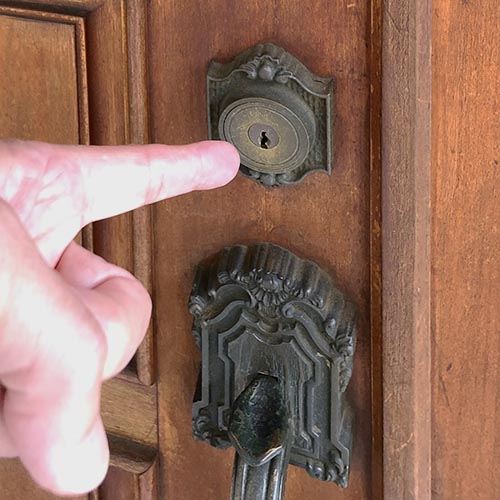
[189,243,357,488]
[192,408,229,449]
[207,43,335,188]
[305,448,349,487]
[325,315,356,392]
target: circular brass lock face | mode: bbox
[208,43,334,187]
[218,97,311,175]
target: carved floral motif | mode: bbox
[238,54,294,83]
[326,316,356,392]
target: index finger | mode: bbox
[39,140,239,224]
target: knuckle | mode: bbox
[61,323,107,389]
[132,282,152,339]
[114,276,152,339]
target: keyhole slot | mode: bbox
[248,123,279,150]
[260,131,270,149]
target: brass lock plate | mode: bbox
[207,43,335,188]
[219,97,312,175]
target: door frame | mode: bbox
[374,0,432,498]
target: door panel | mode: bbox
[148,1,372,499]
[0,8,84,144]
[432,1,500,498]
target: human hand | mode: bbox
[0,140,239,495]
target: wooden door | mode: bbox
[0,0,498,499]
[149,0,372,497]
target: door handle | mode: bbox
[207,43,335,188]
[188,243,357,499]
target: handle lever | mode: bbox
[229,375,290,500]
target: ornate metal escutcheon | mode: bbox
[189,243,357,499]
[207,43,335,187]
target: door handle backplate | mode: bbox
[189,243,357,499]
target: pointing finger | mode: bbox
[0,139,239,266]
[45,140,240,224]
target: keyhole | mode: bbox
[260,131,270,149]
[248,123,279,150]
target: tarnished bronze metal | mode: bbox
[207,43,335,187]
[228,374,289,467]
[189,243,358,499]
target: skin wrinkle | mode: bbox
[4,147,78,266]
[33,153,82,262]
[141,144,164,204]
[8,143,51,222]
[57,243,136,290]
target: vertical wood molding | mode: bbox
[85,0,155,384]
[75,10,93,251]
[84,1,158,496]
[98,457,159,500]
[74,15,89,145]
[370,0,383,497]
[127,0,155,385]
[89,490,100,500]
[381,0,432,498]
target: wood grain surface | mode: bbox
[101,380,157,448]
[99,459,158,500]
[148,0,373,499]
[0,9,81,143]
[431,1,500,498]
[370,0,383,497]
[4,0,499,499]
[381,0,432,499]
[0,0,103,14]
